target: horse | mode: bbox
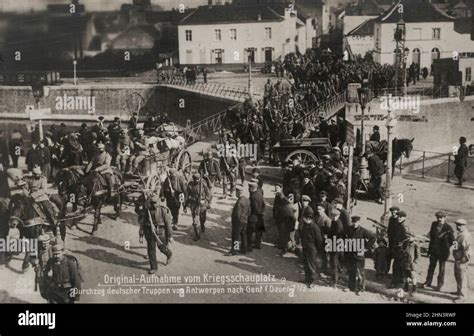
[57,166,123,235]
[366,138,414,177]
[8,194,52,271]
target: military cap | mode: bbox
[275,183,282,188]
[373,125,379,130]
[98,115,105,121]
[303,207,314,218]
[51,243,64,254]
[38,234,51,243]
[319,191,328,196]
[302,195,312,202]
[351,216,361,222]
[435,211,446,218]
[90,132,98,139]
[398,211,407,217]
[334,197,344,204]
[455,218,467,226]
[315,203,325,209]
[97,143,105,150]
[389,206,400,212]
[252,168,260,174]
[331,209,341,216]
[235,185,244,192]
[192,173,201,180]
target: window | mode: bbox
[466,67,471,82]
[185,30,192,41]
[215,29,221,41]
[230,29,237,40]
[431,47,440,61]
[432,28,441,40]
[265,27,272,40]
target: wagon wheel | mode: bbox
[285,150,318,167]
[145,172,161,195]
[175,150,192,173]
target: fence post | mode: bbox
[446,154,451,182]
[421,151,426,178]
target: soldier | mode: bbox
[227,185,250,255]
[161,168,187,230]
[108,117,122,163]
[389,211,411,288]
[116,128,134,173]
[42,243,82,304]
[273,183,284,248]
[454,136,469,187]
[345,216,375,295]
[332,198,351,233]
[136,193,173,275]
[0,130,9,168]
[250,168,264,190]
[315,202,332,275]
[329,208,344,287]
[451,219,471,301]
[198,150,221,203]
[128,112,138,133]
[421,211,454,292]
[301,172,315,204]
[386,206,400,272]
[128,128,148,175]
[220,144,238,198]
[24,165,57,234]
[366,150,385,204]
[38,141,52,182]
[91,116,108,143]
[247,182,265,251]
[85,143,114,199]
[369,125,381,142]
[25,142,43,172]
[300,206,323,288]
[185,173,211,241]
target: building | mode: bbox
[177,4,310,66]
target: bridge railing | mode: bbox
[160,76,262,101]
[371,84,472,100]
[298,90,347,125]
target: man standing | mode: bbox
[300,206,323,288]
[328,208,344,287]
[228,185,250,255]
[185,173,211,241]
[272,183,284,248]
[85,143,114,200]
[43,244,82,303]
[345,216,375,295]
[390,211,411,288]
[366,150,385,204]
[25,142,43,172]
[315,203,332,274]
[452,219,471,301]
[38,141,52,182]
[454,136,469,187]
[136,193,173,275]
[198,151,221,202]
[220,145,238,198]
[247,182,265,251]
[161,168,187,230]
[301,173,316,205]
[421,211,454,291]
[0,130,9,168]
[333,198,351,232]
[387,206,400,272]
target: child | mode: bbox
[373,238,389,280]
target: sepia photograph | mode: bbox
[0,1,473,323]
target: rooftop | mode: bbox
[378,0,455,23]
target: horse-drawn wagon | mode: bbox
[272,138,334,166]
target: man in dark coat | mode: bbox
[273,183,284,248]
[161,168,187,230]
[247,182,265,251]
[9,129,23,168]
[386,206,400,272]
[389,211,411,288]
[421,211,454,291]
[369,126,381,142]
[25,142,43,172]
[366,151,385,204]
[0,130,9,168]
[328,208,344,286]
[345,216,375,295]
[228,185,250,255]
[301,172,316,204]
[454,136,469,186]
[300,206,323,288]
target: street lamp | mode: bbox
[31,78,44,141]
[403,48,409,95]
[380,107,397,225]
[357,84,370,182]
[73,59,78,86]
[245,48,254,101]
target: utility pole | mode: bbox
[381,107,396,225]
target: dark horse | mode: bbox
[366,138,414,177]
[8,194,59,271]
[56,166,122,235]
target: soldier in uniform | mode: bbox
[161,168,187,230]
[247,182,265,251]
[198,151,221,203]
[421,211,454,291]
[108,117,122,163]
[185,173,211,241]
[84,143,114,199]
[128,112,138,133]
[228,185,250,255]
[220,143,238,198]
[43,243,82,304]
[250,168,264,190]
[91,116,108,143]
[454,136,469,187]
[389,211,411,288]
[452,218,472,301]
[345,216,375,295]
[24,165,57,233]
[128,128,148,175]
[386,206,400,272]
[136,192,173,274]
[116,128,134,173]
[300,206,323,288]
